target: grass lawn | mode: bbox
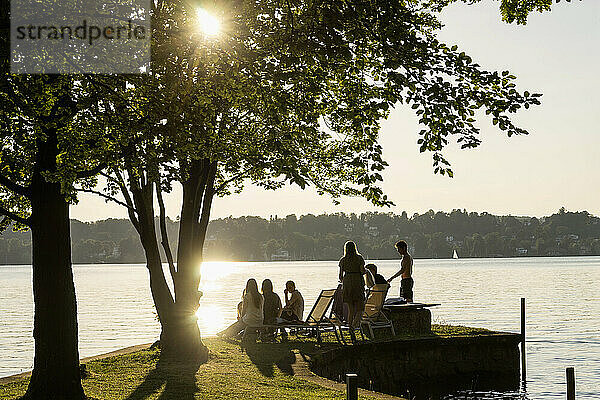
[0,337,380,400]
[0,325,501,400]
[431,324,495,337]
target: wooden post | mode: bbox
[521,297,526,382]
[566,367,575,400]
[346,373,358,400]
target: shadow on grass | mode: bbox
[231,334,340,378]
[243,341,296,377]
[124,357,200,400]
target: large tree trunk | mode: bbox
[159,160,215,362]
[24,132,85,400]
[125,173,208,363]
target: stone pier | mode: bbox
[309,333,522,399]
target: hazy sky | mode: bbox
[71,1,600,222]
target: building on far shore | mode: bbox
[271,249,291,261]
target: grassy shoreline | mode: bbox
[0,325,500,400]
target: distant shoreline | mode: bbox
[1,254,600,267]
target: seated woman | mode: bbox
[218,279,264,338]
[262,279,282,325]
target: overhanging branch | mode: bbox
[215,165,259,194]
[0,174,30,197]
[76,163,106,179]
[75,188,137,212]
[0,205,30,226]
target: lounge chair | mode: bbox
[264,288,341,344]
[333,283,395,343]
[361,283,395,339]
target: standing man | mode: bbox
[387,240,414,302]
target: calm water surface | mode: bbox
[1,257,598,399]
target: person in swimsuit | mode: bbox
[338,241,367,327]
[387,240,414,302]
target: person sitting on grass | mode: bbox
[365,263,387,285]
[218,279,264,338]
[281,280,304,322]
[262,279,282,325]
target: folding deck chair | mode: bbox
[264,288,341,344]
[360,283,395,339]
[334,283,395,344]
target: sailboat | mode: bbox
[452,249,459,259]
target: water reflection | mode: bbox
[444,390,528,400]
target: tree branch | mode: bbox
[215,165,259,194]
[190,158,210,225]
[113,169,141,233]
[0,205,30,226]
[0,174,30,197]
[156,183,177,282]
[76,163,106,179]
[75,188,137,211]
[196,161,217,245]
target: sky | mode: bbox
[71,1,600,222]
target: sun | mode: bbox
[196,8,221,37]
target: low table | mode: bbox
[382,303,440,335]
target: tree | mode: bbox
[1,3,116,394]
[91,0,559,361]
[0,72,112,398]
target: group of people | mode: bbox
[218,239,414,337]
[217,279,305,338]
[338,240,413,328]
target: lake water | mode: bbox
[1,257,598,399]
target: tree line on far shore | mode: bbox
[2,208,598,264]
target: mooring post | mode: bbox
[566,367,575,400]
[521,297,526,382]
[346,373,358,400]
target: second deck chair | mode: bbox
[361,283,395,339]
[266,288,341,344]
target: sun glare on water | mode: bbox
[200,261,239,283]
[196,304,227,335]
[196,8,221,37]
[197,261,240,334]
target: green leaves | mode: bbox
[1,0,555,220]
[425,0,579,25]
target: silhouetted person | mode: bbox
[339,241,366,327]
[365,263,387,285]
[218,278,263,337]
[262,279,282,325]
[387,240,414,302]
[281,280,304,321]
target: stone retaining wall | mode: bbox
[309,334,521,399]
[383,307,432,335]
